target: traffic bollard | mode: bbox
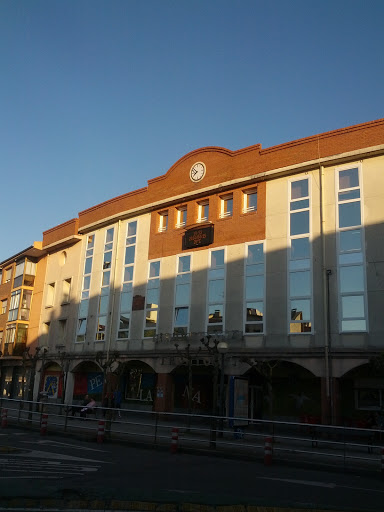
[97,420,105,443]
[171,427,179,453]
[40,414,48,435]
[264,436,273,465]
[1,409,8,428]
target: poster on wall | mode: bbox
[44,375,59,399]
[228,376,249,427]
[73,373,104,398]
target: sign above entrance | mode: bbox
[183,225,214,250]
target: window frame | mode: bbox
[173,253,192,335]
[175,206,187,229]
[158,211,168,232]
[219,194,233,219]
[197,200,209,223]
[243,188,258,214]
[244,241,265,335]
[206,247,226,334]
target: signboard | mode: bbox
[183,225,214,250]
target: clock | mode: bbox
[190,162,206,182]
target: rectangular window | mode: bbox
[42,321,50,344]
[59,319,67,345]
[336,165,367,332]
[76,234,95,342]
[207,249,225,333]
[158,211,168,232]
[220,195,233,218]
[173,255,191,335]
[20,290,32,321]
[62,278,71,304]
[144,260,161,338]
[244,242,265,333]
[46,283,55,308]
[176,206,187,228]
[8,290,21,321]
[243,189,257,213]
[5,324,16,344]
[24,260,36,287]
[5,268,12,284]
[1,299,7,315]
[13,261,25,288]
[198,200,209,223]
[288,178,312,333]
[118,221,137,340]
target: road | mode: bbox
[0,427,383,511]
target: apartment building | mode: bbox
[1,118,384,424]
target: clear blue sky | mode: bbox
[1,0,383,263]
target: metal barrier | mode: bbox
[1,397,383,472]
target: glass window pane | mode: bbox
[208,280,224,302]
[208,305,223,324]
[106,228,114,243]
[178,256,190,273]
[291,179,308,199]
[209,268,225,280]
[128,221,137,236]
[342,295,365,319]
[247,192,257,210]
[245,324,263,333]
[339,168,359,190]
[83,275,91,290]
[211,250,224,268]
[290,211,309,236]
[339,252,363,265]
[339,202,361,228]
[174,307,189,326]
[146,310,158,327]
[149,261,160,278]
[289,259,310,271]
[338,190,360,201]
[245,275,264,300]
[247,244,263,264]
[176,283,190,305]
[290,271,310,297]
[123,266,133,283]
[99,295,109,315]
[291,237,310,260]
[102,271,110,287]
[103,251,112,269]
[119,315,130,331]
[246,301,263,321]
[87,235,95,249]
[340,229,362,252]
[147,277,159,289]
[125,246,135,265]
[120,292,132,313]
[290,299,311,321]
[290,199,309,211]
[79,299,89,318]
[290,322,312,333]
[97,316,107,333]
[147,288,159,309]
[84,257,92,275]
[340,265,364,293]
[342,319,366,331]
[246,263,265,276]
[78,318,86,335]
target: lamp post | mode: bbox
[58,351,70,406]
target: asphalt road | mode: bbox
[0,427,383,511]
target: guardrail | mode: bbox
[1,397,383,473]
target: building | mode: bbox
[1,118,384,424]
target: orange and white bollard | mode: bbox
[1,409,8,428]
[170,427,179,453]
[97,420,105,443]
[40,414,48,435]
[264,436,273,465]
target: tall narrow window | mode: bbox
[244,243,265,333]
[76,234,95,342]
[197,200,209,223]
[1,299,7,315]
[4,268,12,283]
[118,221,137,339]
[144,260,160,338]
[174,255,191,335]
[176,206,187,228]
[59,319,67,345]
[289,178,312,333]
[96,228,114,341]
[20,290,32,321]
[243,189,257,213]
[46,283,55,308]
[207,249,225,333]
[62,278,71,304]
[158,211,168,232]
[337,166,367,331]
[13,261,25,288]
[5,324,16,344]
[8,290,21,321]
[220,195,233,218]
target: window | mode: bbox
[16,324,28,344]
[220,195,233,218]
[13,261,25,288]
[197,200,209,223]
[158,211,168,232]
[176,206,187,228]
[76,234,95,342]
[58,319,67,345]
[0,270,2,284]
[46,283,55,308]
[243,189,257,213]
[4,268,12,283]
[1,299,7,315]
[244,243,265,333]
[20,290,32,321]
[62,278,71,304]
[5,324,16,344]
[42,321,50,344]
[336,166,367,332]
[96,228,115,341]
[288,178,312,333]
[8,290,21,321]
[144,260,161,338]
[24,260,36,287]
[118,221,137,339]
[0,331,3,347]
[174,255,191,335]
[207,249,225,333]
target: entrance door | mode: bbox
[249,385,263,419]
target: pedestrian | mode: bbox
[113,389,122,418]
[70,394,91,417]
[80,396,96,418]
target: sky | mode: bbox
[0,0,383,263]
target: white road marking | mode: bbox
[22,439,106,452]
[258,476,336,488]
[6,448,107,463]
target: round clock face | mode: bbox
[190,162,206,182]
